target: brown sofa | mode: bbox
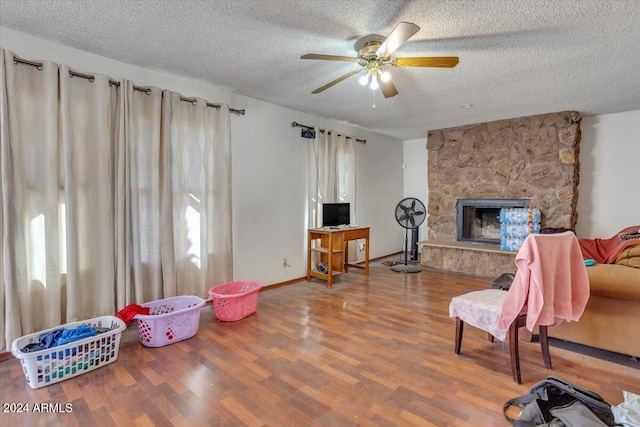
[548,239,640,357]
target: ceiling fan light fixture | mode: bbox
[301,22,458,100]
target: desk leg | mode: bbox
[307,232,312,282]
[326,233,333,289]
[364,235,370,277]
[344,241,349,273]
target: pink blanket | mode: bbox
[498,232,590,332]
[579,226,640,264]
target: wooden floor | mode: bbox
[1,262,638,426]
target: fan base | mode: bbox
[390,265,422,273]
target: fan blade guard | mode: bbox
[394,197,426,229]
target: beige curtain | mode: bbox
[160,91,233,297]
[125,87,233,302]
[60,64,120,320]
[1,49,233,353]
[1,50,121,352]
[308,130,357,261]
[123,82,164,305]
[308,130,356,227]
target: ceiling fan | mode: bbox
[301,22,459,99]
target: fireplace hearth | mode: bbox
[457,198,529,244]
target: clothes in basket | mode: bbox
[11,316,126,389]
[20,324,110,353]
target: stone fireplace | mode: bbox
[420,111,581,277]
[457,198,529,245]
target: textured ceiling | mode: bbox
[1,0,640,140]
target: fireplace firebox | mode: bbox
[457,198,530,245]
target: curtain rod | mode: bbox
[14,56,122,88]
[133,87,245,115]
[12,55,246,116]
[291,121,366,144]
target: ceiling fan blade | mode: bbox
[311,69,362,94]
[380,79,398,98]
[376,22,420,58]
[393,56,459,68]
[301,54,358,62]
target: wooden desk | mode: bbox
[307,226,370,288]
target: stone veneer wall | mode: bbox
[421,111,582,277]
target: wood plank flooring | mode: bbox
[1,262,638,426]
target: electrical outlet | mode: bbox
[358,242,366,251]
[282,257,288,267]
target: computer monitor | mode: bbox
[322,203,350,227]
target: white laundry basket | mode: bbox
[11,315,126,389]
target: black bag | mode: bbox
[503,376,617,426]
[491,272,515,290]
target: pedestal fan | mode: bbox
[391,197,426,273]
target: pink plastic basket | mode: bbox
[134,295,205,347]
[209,280,262,321]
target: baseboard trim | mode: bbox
[370,251,403,263]
[261,277,307,291]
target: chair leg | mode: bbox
[509,320,522,384]
[539,325,552,369]
[455,317,464,354]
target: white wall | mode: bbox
[403,138,429,243]
[576,110,640,238]
[356,133,405,256]
[1,27,404,286]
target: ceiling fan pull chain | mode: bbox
[372,90,376,109]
